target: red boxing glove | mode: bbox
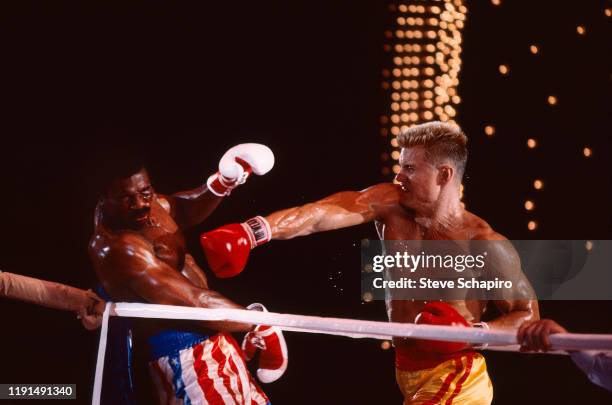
[414,301,470,353]
[242,303,288,383]
[200,216,271,278]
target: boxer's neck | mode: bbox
[414,186,463,232]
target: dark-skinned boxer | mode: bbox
[89,143,287,405]
[201,122,540,404]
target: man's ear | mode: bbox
[437,165,454,185]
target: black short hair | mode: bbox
[89,128,151,194]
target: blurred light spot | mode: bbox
[533,179,544,190]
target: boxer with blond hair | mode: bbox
[202,122,540,404]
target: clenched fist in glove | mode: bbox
[242,303,288,384]
[206,143,274,197]
[200,216,271,278]
[413,301,472,353]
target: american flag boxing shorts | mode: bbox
[148,330,270,405]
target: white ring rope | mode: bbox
[92,302,611,405]
[111,303,612,352]
[92,302,112,405]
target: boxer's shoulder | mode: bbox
[151,195,179,227]
[363,182,400,194]
[364,183,404,222]
[93,233,165,284]
[465,214,520,269]
[96,232,156,267]
[156,196,172,213]
[361,182,402,204]
[464,211,505,241]
[472,226,507,242]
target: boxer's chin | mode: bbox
[129,212,151,228]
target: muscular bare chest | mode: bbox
[376,207,421,240]
[376,207,485,327]
[140,222,187,270]
[140,202,207,288]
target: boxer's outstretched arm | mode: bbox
[267,183,398,239]
[0,271,102,313]
[103,235,252,332]
[0,271,105,330]
[199,183,398,278]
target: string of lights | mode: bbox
[381,0,604,234]
[380,0,466,178]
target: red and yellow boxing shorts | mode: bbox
[395,350,493,405]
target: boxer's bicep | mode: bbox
[157,191,222,229]
[120,257,250,331]
[112,247,204,307]
[484,238,539,328]
[487,239,537,301]
[111,242,240,306]
[311,184,397,230]
[101,237,198,305]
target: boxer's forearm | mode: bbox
[0,271,101,313]
[267,202,366,240]
[196,290,253,332]
[487,306,539,330]
[266,204,323,239]
[140,286,252,332]
[171,184,223,228]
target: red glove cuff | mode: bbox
[207,157,255,197]
[206,172,239,196]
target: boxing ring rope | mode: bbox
[92,302,612,405]
[109,303,612,350]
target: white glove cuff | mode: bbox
[240,216,272,248]
[472,322,489,350]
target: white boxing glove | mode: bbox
[207,143,274,196]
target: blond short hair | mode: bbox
[397,121,468,178]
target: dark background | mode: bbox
[1,1,610,404]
